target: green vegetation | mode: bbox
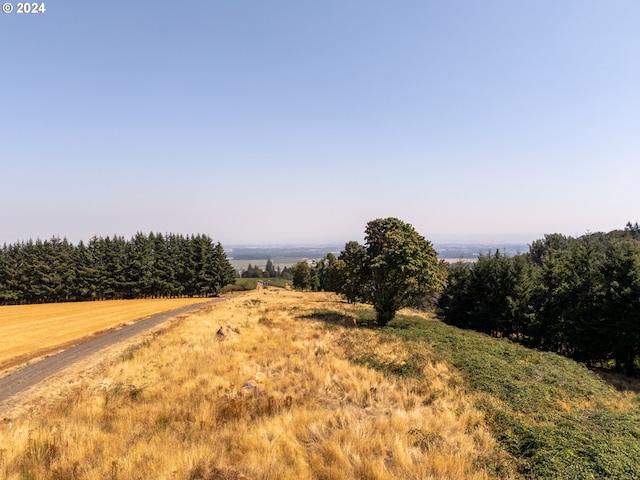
[292,260,313,291]
[236,258,296,291]
[0,233,235,304]
[359,218,447,325]
[440,224,640,375]
[344,305,640,479]
[294,218,447,325]
[239,260,294,280]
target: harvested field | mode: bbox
[0,298,212,372]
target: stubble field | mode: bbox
[0,298,212,373]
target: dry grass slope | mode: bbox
[0,290,517,480]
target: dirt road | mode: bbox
[0,298,223,406]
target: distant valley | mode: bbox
[227,243,530,269]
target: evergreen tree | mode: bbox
[88,236,111,300]
[0,231,232,304]
[190,234,213,296]
[438,262,473,328]
[602,239,640,374]
[212,242,235,294]
[624,221,640,239]
[0,243,22,304]
[265,259,276,278]
[167,233,186,297]
[439,252,533,338]
[111,236,130,299]
[21,240,43,303]
[125,232,155,298]
[242,264,264,278]
[73,240,98,301]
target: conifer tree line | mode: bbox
[0,232,235,305]
[439,222,640,375]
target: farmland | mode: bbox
[0,298,212,372]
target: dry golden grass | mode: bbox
[0,290,516,480]
[0,298,212,370]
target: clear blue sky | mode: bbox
[2,1,639,246]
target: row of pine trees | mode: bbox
[439,223,640,375]
[0,232,235,305]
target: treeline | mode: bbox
[439,222,640,375]
[0,232,235,305]
[240,259,293,280]
[249,256,343,290]
[290,254,341,293]
[291,246,440,309]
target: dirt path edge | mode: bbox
[0,297,229,411]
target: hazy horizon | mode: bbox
[2,1,638,246]
[0,231,582,248]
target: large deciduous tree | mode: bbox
[341,218,447,325]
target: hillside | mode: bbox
[2,290,639,479]
[383,314,640,478]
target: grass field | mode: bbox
[3,290,639,479]
[0,290,513,480]
[0,298,212,371]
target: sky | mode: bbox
[2,1,639,247]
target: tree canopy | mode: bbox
[292,261,314,291]
[0,233,235,305]
[439,224,640,375]
[336,218,447,325]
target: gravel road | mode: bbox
[0,298,223,405]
